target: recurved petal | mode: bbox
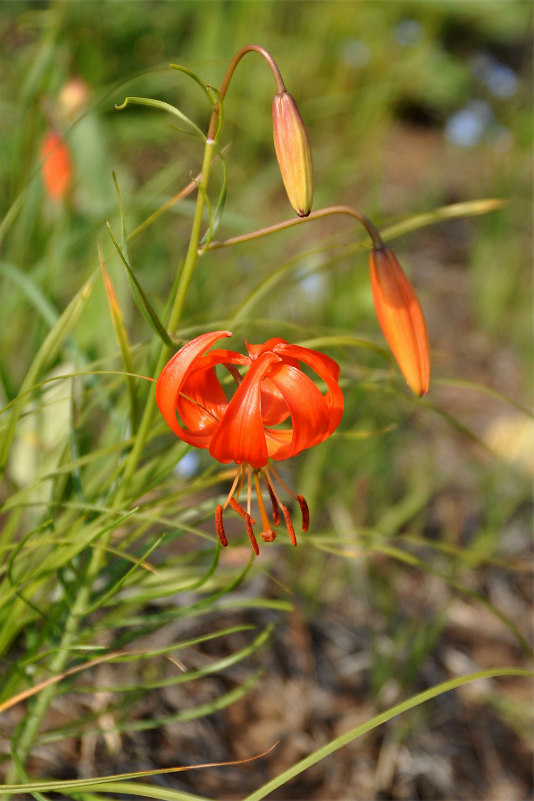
[180,349,248,420]
[246,338,293,360]
[155,331,232,447]
[265,363,331,459]
[274,343,344,436]
[370,247,430,397]
[176,365,227,434]
[260,374,291,426]
[209,351,281,468]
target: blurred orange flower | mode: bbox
[41,130,72,201]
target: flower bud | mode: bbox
[58,78,89,120]
[369,247,430,397]
[272,91,313,217]
[41,130,72,201]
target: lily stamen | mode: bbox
[263,465,302,545]
[297,495,310,533]
[215,505,228,547]
[266,465,309,533]
[223,463,246,510]
[244,513,259,555]
[253,470,277,543]
[279,503,297,547]
[261,470,281,527]
[229,496,256,524]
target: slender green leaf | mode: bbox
[243,668,533,801]
[380,198,506,244]
[39,670,263,742]
[169,63,218,108]
[115,96,206,141]
[106,223,172,346]
[74,625,272,694]
[0,262,58,328]
[98,246,138,431]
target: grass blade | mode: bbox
[98,246,138,431]
[106,222,172,346]
[115,96,206,142]
[243,668,533,801]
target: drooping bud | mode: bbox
[272,91,313,217]
[41,130,72,201]
[369,247,430,397]
[58,78,89,120]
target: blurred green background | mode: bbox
[0,2,532,799]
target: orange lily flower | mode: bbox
[369,247,430,397]
[156,331,343,553]
[41,130,72,201]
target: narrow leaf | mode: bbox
[115,96,206,142]
[169,63,218,108]
[0,261,58,328]
[98,245,138,430]
[243,668,533,801]
[106,223,172,346]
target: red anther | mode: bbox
[280,504,297,546]
[245,514,259,555]
[215,505,228,547]
[260,529,277,542]
[229,496,256,525]
[297,495,309,532]
[264,477,280,527]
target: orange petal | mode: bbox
[209,351,281,468]
[275,343,344,435]
[264,362,330,460]
[155,331,232,448]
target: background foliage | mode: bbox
[0,2,532,799]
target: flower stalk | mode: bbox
[206,204,384,251]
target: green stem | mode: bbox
[114,137,215,505]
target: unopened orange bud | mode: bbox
[369,247,430,397]
[58,78,89,120]
[272,91,313,217]
[41,130,72,201]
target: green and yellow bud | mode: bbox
[272,91,313,217]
